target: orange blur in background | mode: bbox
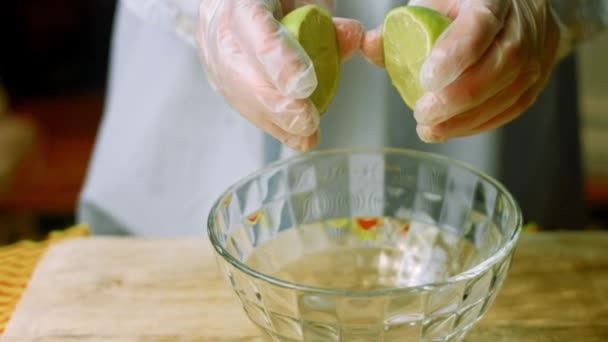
[0,0,114,243]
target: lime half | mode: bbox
[383,6,452,109]
[281,5,340,114]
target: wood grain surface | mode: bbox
[3,232,608,341]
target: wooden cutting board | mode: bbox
[3,233,608,341]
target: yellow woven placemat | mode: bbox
[0,225,89,334]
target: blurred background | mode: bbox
[0,1,607,244]
[0,0,116,243]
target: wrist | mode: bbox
[549,0,608,59]
[282,0,335,14]
[548,3,573,60]
[315,0,336,14]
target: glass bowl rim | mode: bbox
[207,147,522,297]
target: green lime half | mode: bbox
[281,5,340,114]
[383,6,452,109]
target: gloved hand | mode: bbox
[362,0,562,143]
[197,0,364,151]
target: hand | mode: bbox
[197,0,364,151]
[362,0,562,143]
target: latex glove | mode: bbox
[197,0,364,151]
[361,0,561,143]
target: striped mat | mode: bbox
[0,225,89,334]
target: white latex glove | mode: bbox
[362,0,561,143]
[197,0,364,151]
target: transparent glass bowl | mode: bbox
[208,148,522,342]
